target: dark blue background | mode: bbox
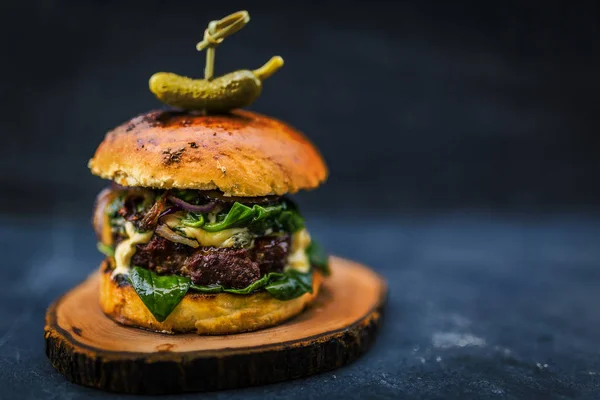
[3,0,600,214]
[2,0,600,398]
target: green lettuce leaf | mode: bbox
[129,267,191,322]
[306,239,330,276]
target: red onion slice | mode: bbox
[202,190,280,204]
[158,206,177,219]
[155,224,199,248]
[167,195,217,214]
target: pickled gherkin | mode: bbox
[149,56,283,113]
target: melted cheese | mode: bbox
[285,228,311,273]
[161,212,186,228]
[112,222,153,277]
[180,226,247,248]
[206,211,218,223]
[162,212,247,248]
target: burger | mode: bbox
[89,109,329,334]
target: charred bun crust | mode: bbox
[88,110,328,197]
[99,262,322,334]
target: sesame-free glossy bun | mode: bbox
[88,110,327,197]
[99,262,322,334]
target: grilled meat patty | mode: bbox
[130,234,290,288]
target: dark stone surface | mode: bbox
[2,213,600,399]
[2,1,600,215]
[2,2,600,398]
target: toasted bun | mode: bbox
[89,110,328,197]
[99,263,322,334]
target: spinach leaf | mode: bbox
[249,204,285,225]
[187,284,223,294]
[202,202,258,232]
[247,205,287,232]
[128,263,314,321]
[129,267,191,322]
[201,201,304,233]
[190,270,313,300]
[306,239,330,276]
[181,212,205,227]
[190,272,282,295]
[265,270,313,300]
[202,203,285,232]
[275,210,305,233]
[96,242,115,257]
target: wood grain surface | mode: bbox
[45,256,387,394]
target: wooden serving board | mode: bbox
[45,256,387,394]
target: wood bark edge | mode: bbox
[45,287,386,394]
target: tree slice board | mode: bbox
[45,256,387,394]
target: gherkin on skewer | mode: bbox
[148,10,284,113]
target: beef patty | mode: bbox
[130,234,290,288]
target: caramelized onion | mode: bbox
[140,195,166,230]
[155,224,199,248]
[167,195,217,213]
